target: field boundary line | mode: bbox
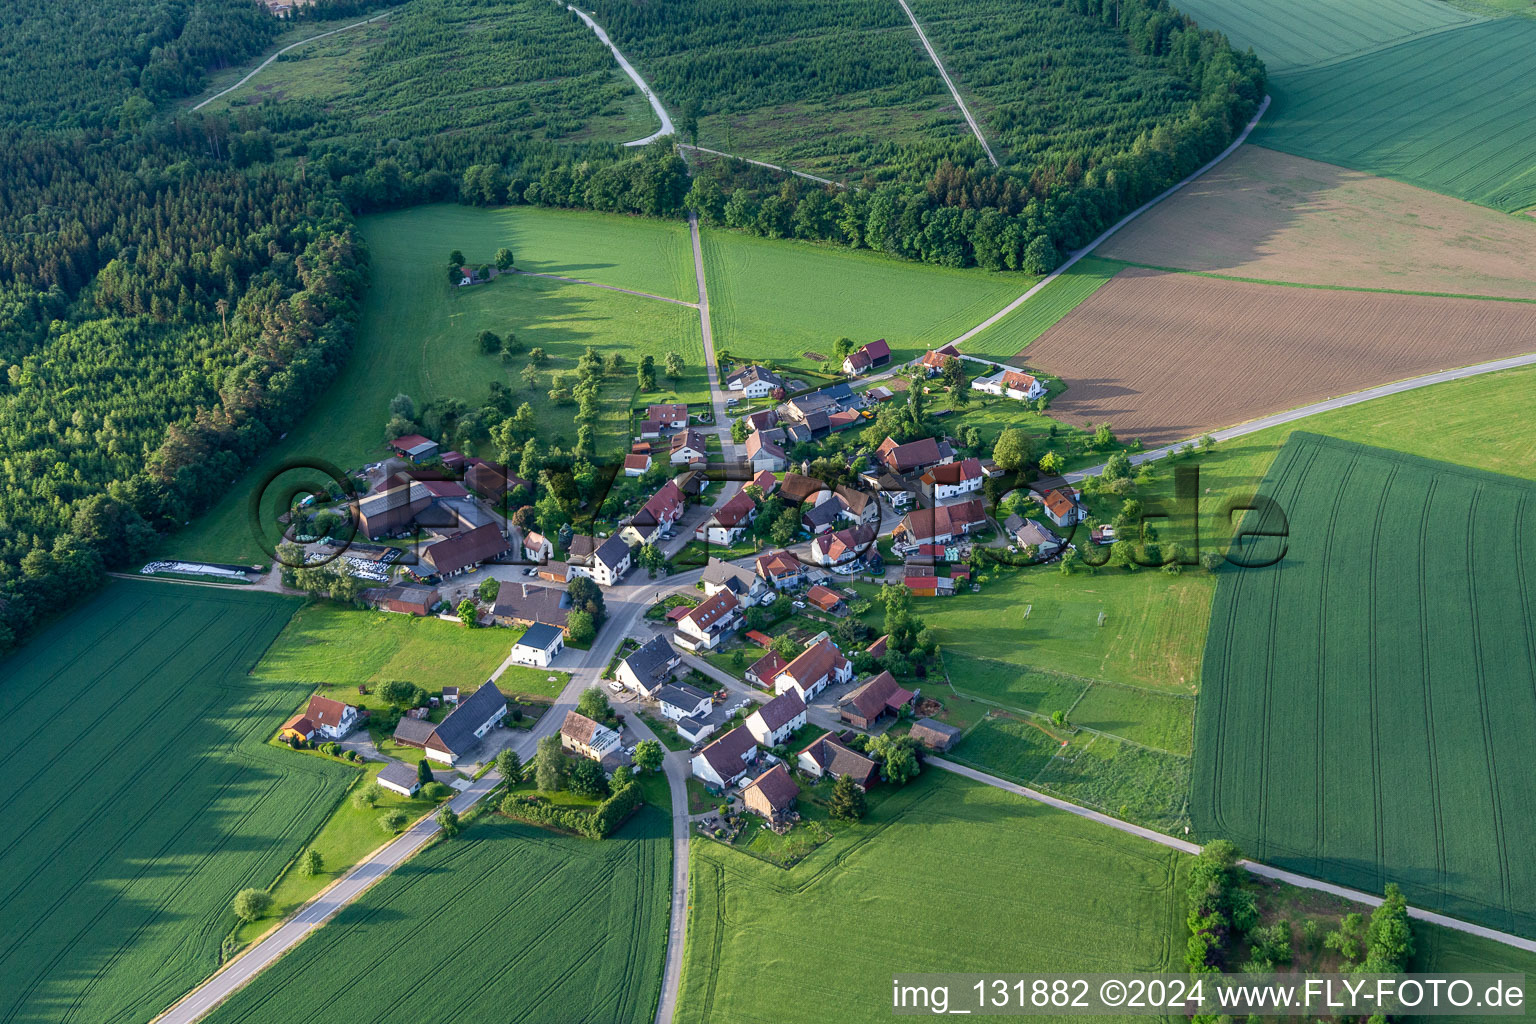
[1058,348,1536,485]
[191,8,399,112]
[510,268,699,307]
[677,144,842,188]
[929,758,1536,954]
[948,95,1271,349]
[566,4,675,146]
[1110,259,1536,304]
[893,0,999,166]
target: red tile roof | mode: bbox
[681,588,739,630]
[805,585,843,611]
[304,695,351,730]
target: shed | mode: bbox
[377,760,422,797]
[909,718,962,752]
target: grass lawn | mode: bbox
[959,256,1123,359]
[253,602,525,695]
[700,227,1030,373]
[678,771,1188,1023]
[0,581,355,1024]
[1194,433,1536,937]
[203,809,671,1024]
[929,388,1130,473]
[160,203,703,564]
[231,762,445,946]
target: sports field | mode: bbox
[0,581,354,1024]
[164,204,702,563]
[1024,266,1536,447]
[203,810,671,1024]
[1169,0,1479,73]
[701,227,1029,372]
[678,772,1187,1023]
[1193,433,1536,937]
[1096,146,1536,300]
[1254,19,1536,211]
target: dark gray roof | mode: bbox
[621,635,679,689]
[595,534,631,570]
[750,690,806,732]
[801,500,841,529]
[702,558,756,591]
[430,683,506,756]
[516,622,564,652]
[377,761,420,791]
[657,683,711,710]
[392,716,438,745]
[909,718,962,750]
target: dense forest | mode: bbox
[0,0,1261,657]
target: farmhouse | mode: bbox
[811,524,875,567]
[755,550,805,590]
[278,714,315,744]
[726,365,785,398]
[841,338,891,375]
[1004,515,1065,557]
[657,682,713,721]
[972,366,1047,401]
[616,635,682,697]
[778,473,830,506]
[690,726,760,788]
[909,718,962,752]
[492,581,571,632]
[624,453,652,476]
[890,499,988,552]
[422,523,511,578]
[832,484,877,525]
[838,670,914,729]
[364,583,439,616]
[522,531,553,562]
[919,344,962,376]
[304,695,360,740]
[391,714,438,749]
[509,622,565,667]
[621,480,687,546]
[389,434,440,463]
[570,535,631,587]
[875,435,954,476]
[745,650,789,688]
[1040,487,1087,528]
[919,457,985,501]
[695,490,757,545]
[701,557,771,605]
[741,764,799,821]
[745,430,788,472]
[560,710,621,762]
[797,732,879,789]
[357,481,433,540]
[745,690,807,746]
[674,588,741,651]
[376,761,421,798]
[463,460,514,500]
[423,683,507,765]
[670,429,708,465]
[773,639,852,701]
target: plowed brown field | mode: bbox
[1022,266,1536,446]
[1097,146,1536,300]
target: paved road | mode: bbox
[678,144,841,188]
[567,4,674,146]
[894,0,998,167]
[191,9,398,112]
[153,769,503,1024]
[1055,349,1536,485]
[948,95,1271,349]
[930,757,1536,954]
[510,268,698,307]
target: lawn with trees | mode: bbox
[0,582,356,1024]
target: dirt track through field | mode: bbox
[1023,267,1536,447]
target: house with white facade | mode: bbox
[695,490,757,545]
[690,726,759,788]
[673,588,741,651]
[509,622,565,667]
[972,366,1047,401]
[423,683,507,765]
[772,639,853,702]
[745,690,807,747]
[560,710,622,762]
[919,457,985,502]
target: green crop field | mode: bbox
[702,227,1028,372]
[0,581,355,1024]
[1193,432,1536,937]
[203,810,671,1024]
[959,257,1122,359]
[678,772,1187,1023]
[1169,0,1480,73]
[163,204,703,563]
[1254,20,1536,211]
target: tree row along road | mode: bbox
[893,0,999,167]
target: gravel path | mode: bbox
[567,5,674,146]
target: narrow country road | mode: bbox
[894,0,999,167]
[153,770,503,1024]
[688,212,741,463]
[929,758,1536,955]
[948,95,1271,349]
[567,5,675,146]
[192,9,398,112]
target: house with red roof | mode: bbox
[773,639,852,701]
[620,480,687,546]
[919,344,962,375]
[695,490,758,545]
[647,403,690,429]
[973,365,1047,401]
[1040,486,1086,528]
[841,338,892,375]
[890,498,988,552]
[838,670,914,729]
[919,457,985,502]
[624,453,652,477]
[875,435,954,476]
[674,588,742,651]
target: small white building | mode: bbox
[745,690,807,747]
[376,760,422,798]
[690,726,759,788]
[560,710,622,762]
[972,366,1047,402]
[509,622,565,667]
[570,535,631,587]
[657,683,713,722]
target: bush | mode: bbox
[299,848,323,877]
[351,783,382,809]
[378,810,409,833]
[232,888,272,922]
[497,772,643,839]
[422,781,451,800]
[321,741,340,757]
